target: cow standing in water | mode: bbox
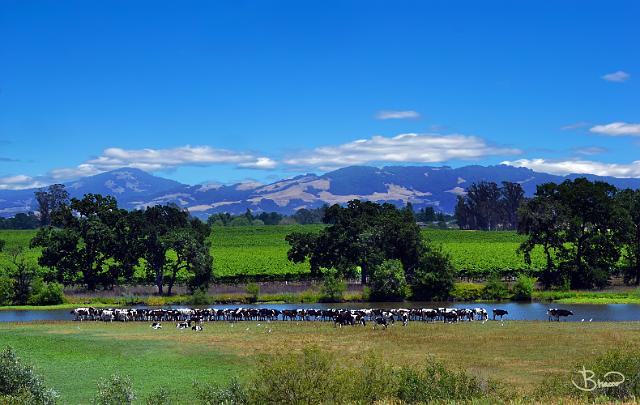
[492,309,508,320]
[547,308,574,321]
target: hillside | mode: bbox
[3,165,640,218]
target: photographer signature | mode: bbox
[572,366,625,392]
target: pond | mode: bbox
[1,302,640,322]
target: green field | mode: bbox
[1,321,639,403]
[0,226,546,280]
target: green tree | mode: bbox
[34,183,69,227]
[615,188,640,285]
[31,194,118,290]
[518,179,621,289]
[369,259,407,301]
[517,188,566,288]
[138,206,212,295]
[320,268,346,302]
[5,248,38,305]
[287,201,425,284]
[410,247,456,300]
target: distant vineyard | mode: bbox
[0,226,546,280]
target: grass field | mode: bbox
[1,320,639,403]
[0,226,545,279]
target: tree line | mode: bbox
[454,181,525,231]
[29,185,213,294]
[207,206,328,227]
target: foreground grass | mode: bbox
[1,321,639,403]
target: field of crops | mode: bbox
[0,226,545,279]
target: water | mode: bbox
[1,302,640,322]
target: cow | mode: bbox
[176,322,188,329]
[547,308,574,322]
[473,308,488,321]
[401,313,409,327]
[192,325,203,331]
[492,309,508,320]
[373,316,389,330]
[150,322,162,329]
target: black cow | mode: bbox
[547,308,573,322]
[492,309,508,320]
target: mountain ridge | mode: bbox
[2,165,640,218]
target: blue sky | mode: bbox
[0,1,638,188]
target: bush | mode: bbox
[203,347,499,404]
[512,275,536,301]
[245,283,260,303]
[537,346,640,401]
[144,387,173,405]
[320,268,346,302]
[369,260,407,301]
[410,248,456,301]
[0,275,15,305]
[188,288,211,305]
[395,358,487,403]
[483,276,510,300]
[193,378,247,405]
[451,283,486,301]
[0,346,58,405]
[28,280,65,306]
[93,375,135,405]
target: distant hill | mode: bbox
[3,165,640,218]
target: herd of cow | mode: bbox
[70,306,576,329]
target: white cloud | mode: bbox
[45,145,278,182]
[0,175,46,190]
[284,133,522,169]
[375,110,421,120]
[238,157,277,169]
[561,122,590,131]
[574,146,607,156]
[502,158,640,178]
[602,70,630,82]
[590,122,640,136]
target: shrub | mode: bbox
[410,247,456,301]
[193,378,247,405]
[482,276,510,300]
[0,346,58,405]
[320,268,346,302]
[93,374,135,405]
[512,275,536,301]
[28,280,64,306]
[396,358,487,403]
[189,288,211,305]
[144,387,173,405]
[451,283,486,301]
[0,275,15,305]
[248,347,348,404]
[203,347,499,404]
[369,260,407,301]
[245,283,260,303]
[537,346,640,401]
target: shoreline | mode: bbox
[3,293,640,311]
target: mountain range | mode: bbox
[3,165,640,219]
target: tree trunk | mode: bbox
[360,262,368,284]
[155,269,164,295]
